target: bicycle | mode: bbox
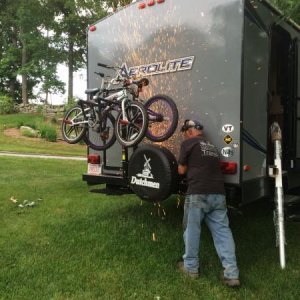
[144,94,178,142]
[61,62,178,150]
[96,63,179,144]
[62,64,149,150]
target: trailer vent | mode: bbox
[220,161,237,174]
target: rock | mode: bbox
[20,126,39,138]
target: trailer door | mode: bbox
[291,38,300,170]
[279,35,299,171]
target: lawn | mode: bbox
[0,113,86,156]
[0,156,300,299]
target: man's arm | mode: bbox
[178,164,187,175]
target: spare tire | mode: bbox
[128,144,179,202]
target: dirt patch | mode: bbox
[4,128,29,139]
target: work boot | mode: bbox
[177,261,199,279]
[222,276,240,287]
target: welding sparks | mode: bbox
[176,194,183,208]
[152,232,157,241]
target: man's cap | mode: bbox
[181,119,204,132]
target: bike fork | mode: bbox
[120,99,129,124]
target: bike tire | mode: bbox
[144,94,178,142]
[115,101,149,147]
[61,106,87,144]
[84,112,117,151]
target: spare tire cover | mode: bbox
[128,144,178,202]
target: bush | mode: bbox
[17,120,38,130]
[0,95,16,114]
[36,105,44,114]
[63,98,78,112]
[50,116,58,124]
[38,124,57,142]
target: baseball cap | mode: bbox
[180,119,204,132]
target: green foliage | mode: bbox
[270,0,300,24]
[0,0,108,103]
[17,120,38,130]
[35,105,44,114]
[106,0,133,11]
[0,94,16,114]
[38,123,57,142]
[0,113,85,156]
[50,116,58,124]
[16,116,57,141]
[63,97,78,112]
[1,157,300,299]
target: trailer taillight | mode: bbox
[88,154,100,164]
[87,154,102,175]
[89,25,96,32]
[220,161,237,174]
[138,2,146,9]
[147,0,155,6]
[138,0,165,9]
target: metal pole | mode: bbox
[270,122,286,269]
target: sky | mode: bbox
[31,65,87,105]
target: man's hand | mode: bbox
[178,164,187,175]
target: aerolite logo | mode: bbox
[120,56,194,77]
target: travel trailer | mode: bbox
[82,0,300,206]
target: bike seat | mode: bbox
[132,78,149,88]
[85,88,100,96]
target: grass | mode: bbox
[0,113,85,156]
[1,156,300,299]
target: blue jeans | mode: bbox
[183,194,239,279]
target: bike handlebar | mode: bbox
[96,62,149,93]
[97,62,119,70]
[97,62,109,68]
[94,72,105,78]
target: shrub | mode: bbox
[36,105,44,114]
[50,116,58,124]
[38,124,57,142]
[17,120,38,130]
[16,121,24,128]
[63,98,78,112]
[0,95,16,114]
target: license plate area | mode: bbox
[88,163,101,175]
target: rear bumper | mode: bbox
[82,173,128,186]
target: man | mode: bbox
[177,119,240,287]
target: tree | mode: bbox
[270,0,300,24]
[0,0,22,101]
[43,0,106,102]
[105,0,132,11]
[0,0,65,104]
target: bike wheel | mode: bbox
[144,94,178,142]
[84,112,117,151]
[115,101,149,147]
[61,106,87,144]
